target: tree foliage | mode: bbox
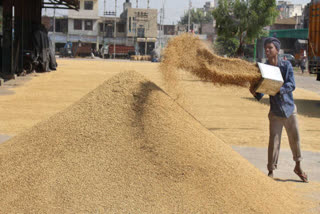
[180,9,214,25]
[214,36,239,57]
[213,0,278,56]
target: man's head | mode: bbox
[264,37,281,59]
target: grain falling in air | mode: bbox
[160,34,262,92]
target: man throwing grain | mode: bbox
[250,37,308,182]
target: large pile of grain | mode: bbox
[160,34,262,91]
[0,71,310,213]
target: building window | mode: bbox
[106,24,113,38]
[129,17,132,32]
[118,23,125,33]
[55,18,68,33]
[74,19,82,30]
[132,23,136,34]
[137,27,145,38]
[134,12,148,19]
[99,23,109,33]
[84,1,93,10]
[85,20,93,31]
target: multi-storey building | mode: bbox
[277,1,304,19]
[204,1,215,12]
[119,0,158,54]
[46,0,100,51]
[47,0,158,55]
[99,0,158,55]
[203,1,219,13]
[68,0,100,49]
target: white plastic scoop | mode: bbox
[255,62,284,96]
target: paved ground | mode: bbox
[295,72,320,95]
[0,135,11,144]
[0,73,36,96]
[232,146,320,213]
[233,146,320,182]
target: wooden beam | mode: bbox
[1,0,14,79]
[13,0,23,75]
[13,0,42,75]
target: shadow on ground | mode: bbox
[244,97,320,118]
[274,178,305,183]
[208,128,261,131]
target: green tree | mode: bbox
[180,9,214,25]
[214,36,239,57]
[213,0,278,56]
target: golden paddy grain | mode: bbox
[0,71,313,213]
[160,34,262,91]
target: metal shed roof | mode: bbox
[43,0,79,10]
[269,29,309,39]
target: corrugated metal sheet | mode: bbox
[308,0,320,58]
[62,0,79,6]
[308,0,320,73]
[43,0,79,10]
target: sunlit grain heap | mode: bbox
[0,71,310,213]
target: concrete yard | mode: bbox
[0,58,319,212]
[0,134,11,144]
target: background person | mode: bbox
[300,57,307,74]
[283,55,287,61]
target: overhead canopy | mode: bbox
[42,0,79,10]
[269,29,309,40]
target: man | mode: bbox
[283,55,287,61]
[250,37,308,182]
[300,57,307,74]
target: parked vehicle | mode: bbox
[60,42,73,58]
[60,41,92,58]
[279,54,296,67]
[22,47,56,74]
[23,50,39,74]
[72,42,92,57]
[308,0,320,80]
[100,43,135,59]
[99,45,109,59]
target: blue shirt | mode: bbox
[255,58,296,118]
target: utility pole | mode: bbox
[103,0,106,43]
[188,0,191,33]
[161,0,165,49]
[159,8,162,50]
[101,0,106,58]
[145,0,150,55]
[136,0,138,8]
[158,0,165,50]
[113,0,117,59]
